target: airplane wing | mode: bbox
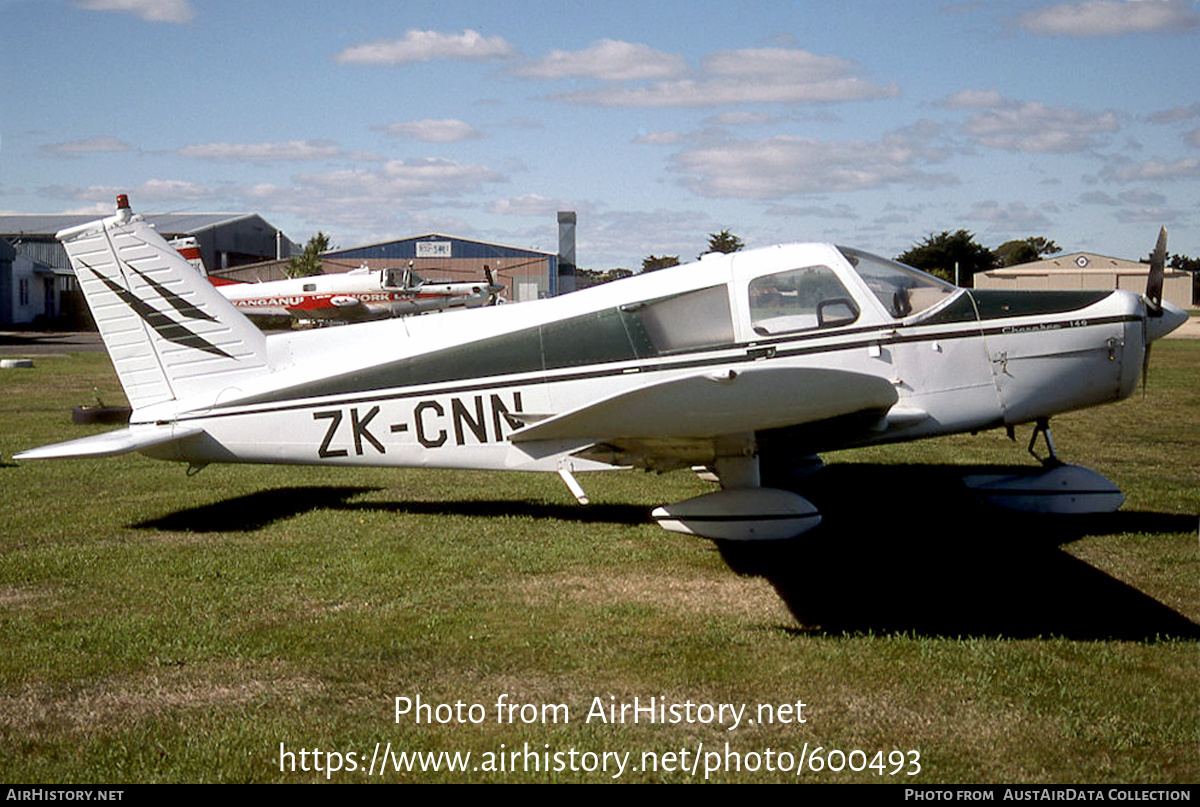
[15,424,203,460]
[510,365,898,469]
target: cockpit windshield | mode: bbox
[383,268,427,289]
[838,247,958,319]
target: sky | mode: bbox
[2,0,1199,270]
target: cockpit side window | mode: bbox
[748,265,859,335]
[839,247,957,319]
[383,269,426,288]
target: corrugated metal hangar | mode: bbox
[0,211,298,326]
[0,206,578,325]
[0,237,75,326]
[213,234,558,303]
[330,234,559,303]
[0,212,297,276]
[213,215,579,304]
[975,250,1192,309]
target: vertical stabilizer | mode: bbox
[58,196,268,411]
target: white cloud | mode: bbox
[178,140,341,163]
[765,203,860,220]
[672,131,953,199]
[39,136,131,158]
[1146,102,1200,123]
[294,158,503,204]
[951,94,1120,153]
[377,120,484,143]
[75,0,193,24]
[336,30,514,66]
[134,178,219,201]
[577,208,717,269]
[1017,0,1200,36]
[1101,156,1200,182]
[235,159,506,244]
[43,179,216,203]
[968,201,1051,230]
[704,111,782,126]
[942,88,1006,109]
[514,39,686,81]
[487,194,575,217]
[1119,188,1168,206]
[1115,206,1178,223]
[550,47,898,108]
[633,131,684,145]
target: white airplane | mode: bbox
[16,196,1188,540]
[210,263,505,323]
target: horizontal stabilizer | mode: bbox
[15,424,203,460]
[511,366,898,443]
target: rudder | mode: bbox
[59,195,268,412]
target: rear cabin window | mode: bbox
[749,266,859,335]
[626,285,735,354]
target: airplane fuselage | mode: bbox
[216,267,496,322]
[23,200,1185,537]
[141,244,1146,474]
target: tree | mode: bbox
[703,229,744,256]
[1168,253,1199,273]
[994,236,1062,267]
[285,232,331,279]
[641,254,680,273]
[1168,253,1200,306]
[896,230,994,285]
[576,267,634,288]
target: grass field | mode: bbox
[1,343,1196,783]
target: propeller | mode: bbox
[483,264,503,305]
[1146,226,1167,315]
[1141,226,1167,394]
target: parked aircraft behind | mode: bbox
[210,263,505,323]
[17,196,1188,540]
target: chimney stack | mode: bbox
[557,211,576,295]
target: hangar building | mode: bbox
[212,211,577,303]
[0,237,76,326]
[328,234,559,303]
[974,250,1192,309]
[215,213,580,304]
[0,211,297,326]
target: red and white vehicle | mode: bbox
[209,264,504,323]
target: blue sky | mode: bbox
[3,0,1198,269]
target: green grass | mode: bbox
[0,344,1196,783]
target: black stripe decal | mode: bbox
[123,261,218,322]
[181,312,1139,423]
[85,263,233,359]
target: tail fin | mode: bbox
[59,195,268,411]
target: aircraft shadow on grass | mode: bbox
[131,465,1198,641]
[133,486,381,532]
[717,463,1200,641]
